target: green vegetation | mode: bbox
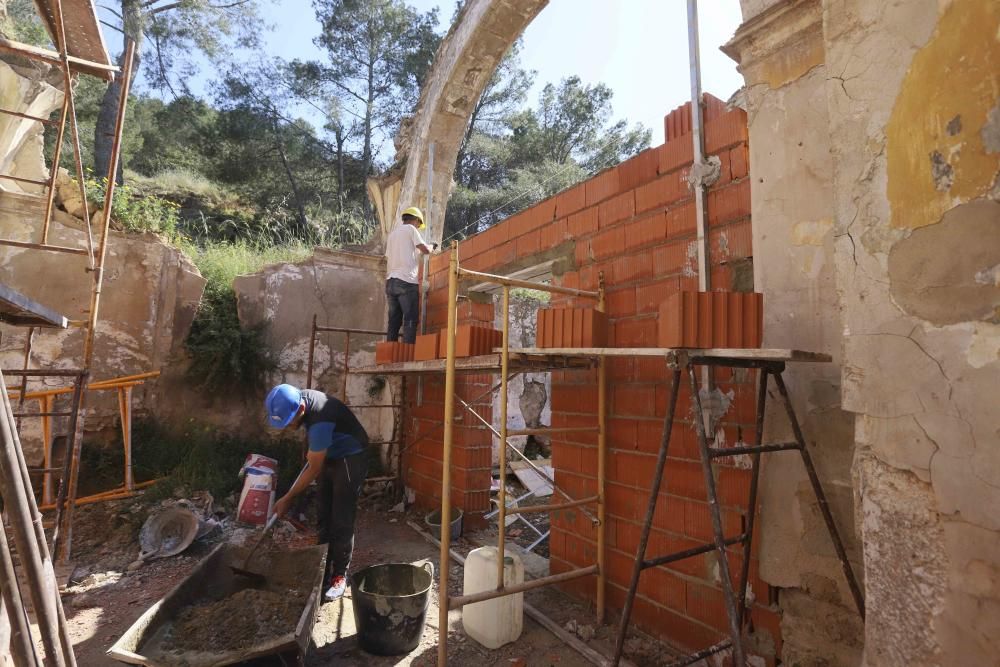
[127,419,301,500]
[181,241,311,395]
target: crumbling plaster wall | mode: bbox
[234,249,398,462]
[0,192,206,462]
[728,0,1000,664]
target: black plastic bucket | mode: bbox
[350,561,434,655]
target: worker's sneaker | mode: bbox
[324,575,347,601]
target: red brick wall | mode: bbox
[404,94,781,661]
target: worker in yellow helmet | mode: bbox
[385,206,437,343]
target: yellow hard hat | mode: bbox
[402,206,425,228]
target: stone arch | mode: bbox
[369,0,548,246]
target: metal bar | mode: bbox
[0,37,118,76]
[41,93,70,244]
[708,442,799,458]
[643,535,745,569]
[596,272,608,624]
[314,325,385,335]
[458,268,600,299]
[11,411,71,418]
[306,314,317,389]
[736,369,768,627]
[345,404,403,409]
[41,395,54,505]
[50,372,85,558]
[343,331,350,398]
[688,0,710,293]
[51,0,94,266]
[0,107,58,125]
[505,495,600,515]
[0,238,87,255]
[497,285,511,591]
[507,427,595,436]
[2,369,86,377]
[63,39,136,561]
[668,639,732,667]
[456,394,597,523]
[0,371,68,666]
[688,364,744,666]
[15,327,35,431]
[437,243,459,667]
[774,372,866,618]
[119,386,133,491]
[0,173,50,186]
[449,565,599,610]
[0,511,39,666]
[613,366,682,667]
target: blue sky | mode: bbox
[250,0,744,147]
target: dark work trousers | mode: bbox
[317,449,369,583]
[386,277,420,343]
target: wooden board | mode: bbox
[511,459,554,498]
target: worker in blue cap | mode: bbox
[264,383,369,601]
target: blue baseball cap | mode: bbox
[265,384,302,428]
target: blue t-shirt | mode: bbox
[307,422,365,460]
[300,390,367,460]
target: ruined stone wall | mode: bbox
[234,249,397,468]
[727,0,1000,664]
[0,192,206,463]
[824,1,1000,663]
[723,1,864,663]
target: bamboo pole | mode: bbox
[41,395,53,504]
[0,513,39,666]
[41,93,70,244]
[118,386,132,490]
[497,285,510,591]
[306,314,317,389]
[437,243,459,667]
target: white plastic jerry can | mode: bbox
[461,546,524,649]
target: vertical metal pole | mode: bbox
[118,386,133,491]
[51,0,93,266]
[736,369,768,626]
[63,40,135,560]
[41,93,70,244]
[306,314,317,389]
[437,243,459,667]
[50,372,85,556]
[0,371,69,667]
[15,327,34,430]
[418,143,435,406]
[774,372,865,619]
[343,332,351,399]
[612,365,682,666]
[688,364,744,666]
[42,395,53,504]
[0,519,39,666]
[497,286,511,590]
[596,274,607,624]
[688,0,710,292]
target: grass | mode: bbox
[126,168,234,204]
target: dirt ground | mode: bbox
[51,497,676,666]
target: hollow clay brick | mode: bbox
[743,292,764,348]
[711,292,729,348]
[375,341,395,365]
[682,292,699,347]
[697,292,714,348]
[727,292,744,347]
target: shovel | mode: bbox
[230,514,279,583]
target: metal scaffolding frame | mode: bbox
[351,245,864,665]
[0,31,134,568]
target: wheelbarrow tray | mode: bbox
[107,542,326,666]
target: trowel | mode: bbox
[230,514,279,583]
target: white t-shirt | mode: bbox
[385,223,426,284]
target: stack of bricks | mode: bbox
[658,291,764,348]
[536,308,609,348]
[408,94,778,660]
[374,341,414,364]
